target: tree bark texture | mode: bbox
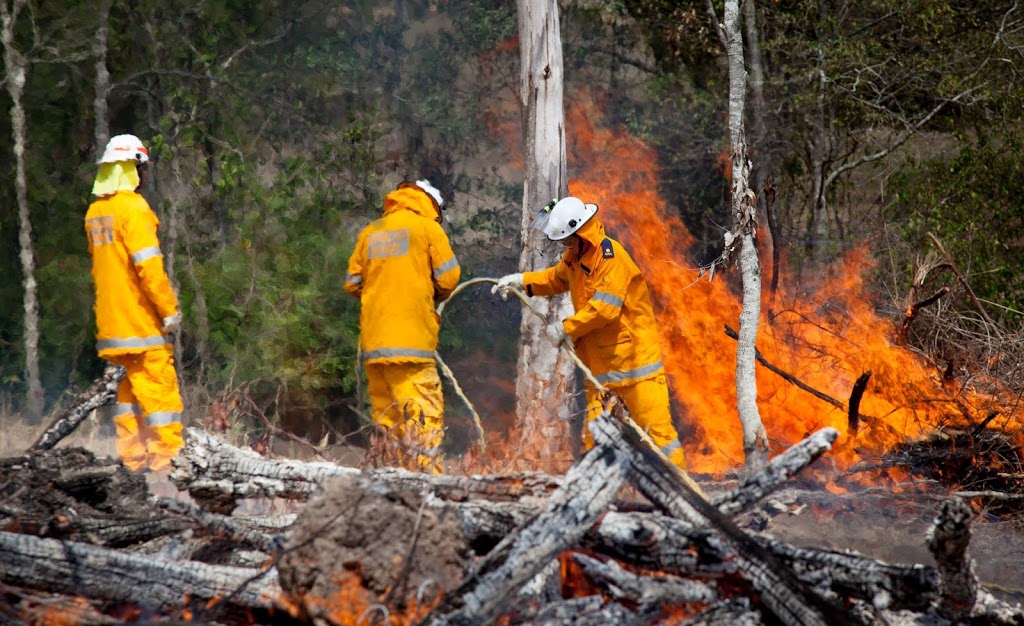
[724,0,768,473]
[92,0,111,153]
[171,427,562,510]
[589,411,852,626]
[1,0,44,420]
[425,444,627,626]
[514,0,575,465]
[0,531,283,612]
[927,497,978,621]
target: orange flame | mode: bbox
[561,95,1021,475]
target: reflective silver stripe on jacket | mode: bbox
[595,360,663,384]
[346,273,363,285]
[591,290,624,308]
[131,246,162,264]
[433,256,460,279]
[661,440,682,455]
[362,347,436,361]
[96,335,171,351]
[99,402,141,419]
[145,411,182,427]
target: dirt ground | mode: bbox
[749,488,1024,605]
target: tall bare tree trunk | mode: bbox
[514,0,574,464]
[92,0,112,153]
[723,0,768,472]
[2,0,44,420]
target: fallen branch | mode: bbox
[724,324,844,410]
[0,530,284,613]
[29,364,125,451]
[423,444,628,626]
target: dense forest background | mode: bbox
[2,0,1022,460]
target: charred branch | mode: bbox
[571,552,718,605]
[29,364,125,451]
[172,427,561,511]
[724,323,844,410]
[927,497,978,621]
[847,371,872,435]
[423,444,628,626]
[0,530,284,614]
[589,408,860,626]
[898,287,949,344]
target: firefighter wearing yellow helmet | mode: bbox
[85,134,184,472]
[344,179,461,473]
[492,196,686,468]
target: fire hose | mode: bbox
[355,277,705,499]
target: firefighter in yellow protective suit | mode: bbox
[86,134,184,472]
[492,196,686,468]
[344,180,461,473]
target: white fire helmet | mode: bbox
[399,179,445,212]
[97,134,149,165]
[530,196,598,241]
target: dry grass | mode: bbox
[0,411,118,459]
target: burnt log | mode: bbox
[683,598,763,625]
[927,497,978,621]
[589,408,860,626]
[172,427,561,512]
[423,444,628,626]
[0,530,284,614]
[29,364,125,451]
[572,552,718,605]
[516,595,659,626]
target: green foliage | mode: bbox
[889,129,1024,319]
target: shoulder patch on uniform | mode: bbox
[601,238,614,258]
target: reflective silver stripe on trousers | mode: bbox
[661,440,682,455]
[145,411,182,426]
[432,256,460,279]
[346,273,363,285]
[99,402,141,419]
[131,246,162,264]
[97,335,171,351]
[595,360,663,384]
[591,290,624,308]
[362,347,436,361]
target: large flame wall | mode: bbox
[562,97,1008,475]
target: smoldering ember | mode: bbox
[3,368,1024,625]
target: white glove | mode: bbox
[546,320,567,345]
[162,312,182,334]
[490,273,524,301]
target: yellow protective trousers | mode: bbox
[582,374,686,469]
[104,345,184,471]
[365,361,444,473]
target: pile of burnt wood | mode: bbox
[2,396,1023,625]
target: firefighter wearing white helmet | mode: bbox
[492,195,686,469]
[344,178,461,473]
[85,133,185,472]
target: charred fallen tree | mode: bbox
[2,415,1023,626]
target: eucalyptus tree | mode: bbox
[513,0,575,462]
[707,0,769,471]
[0,0,43,419]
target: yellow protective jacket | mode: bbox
[86,190,178,357]
[344,187,461,364]
[523,216,664,388]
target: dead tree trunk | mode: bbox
[513,0,575,467]
[172,427,561,511]
[0,531,284,612]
